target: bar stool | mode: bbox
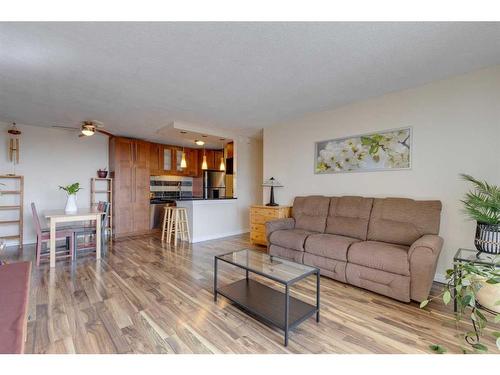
[161,207,191,245]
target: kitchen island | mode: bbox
[175,198,242,243]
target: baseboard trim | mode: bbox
[192,229,249,243]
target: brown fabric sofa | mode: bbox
[266,196,443,302]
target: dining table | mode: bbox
[44,208,105,268]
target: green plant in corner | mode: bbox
[59,182,82,195]
[419,174,500,354]
[420,257,500,353]
[460,174,500,225]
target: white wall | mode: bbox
[263,65,500,280]
[0,122,108,244]
[234,136,263,231]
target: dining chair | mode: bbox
[73,201,109,256]
[31,202,75,266]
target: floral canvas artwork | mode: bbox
[315,127,411,173]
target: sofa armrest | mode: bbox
[408,234,444,302]
[265,218,295,243]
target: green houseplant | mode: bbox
[420,174,500,353]
[59,182,82,213]
[461,174,500,254]
[420,257,500,353]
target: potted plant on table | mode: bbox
[461,174,500,255]
[59,182,82,213]
[420,174,500,353]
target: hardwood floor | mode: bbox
[5,233,499,354]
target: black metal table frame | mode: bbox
[214,251,320,346]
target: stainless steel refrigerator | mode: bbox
[203,170,226,199]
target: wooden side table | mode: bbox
[250,205,291,246]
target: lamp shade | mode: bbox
[262,177,283,187]
[180,151,187,168]
[262,177,283,207]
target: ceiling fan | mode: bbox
[52,120,114,138]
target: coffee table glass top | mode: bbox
[454,248,500,266]
[216,249,317,284]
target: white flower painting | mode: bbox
[315,127,411,174]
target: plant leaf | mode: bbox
[486,277,500,284]
[443,290,451,305]
[420,300,429,309]
[472,343,488,352]
[429,344,447,354]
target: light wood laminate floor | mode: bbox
[5,233,499,354]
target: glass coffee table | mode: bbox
[214,249,320,346]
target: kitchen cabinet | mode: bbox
[149,143,162,175]
[198,149,224,171]
[109,137,151,237]
[214,150,224,170]
[162,145,175,174]
[151,140,221,177]
[185,148,198,177]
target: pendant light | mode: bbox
[219,140,226,171]
[201,147,208,170]
[180,147,187,169]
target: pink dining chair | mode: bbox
[31,202,75,266]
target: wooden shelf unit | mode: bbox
[0,175,24,248]
[90,177,113,238]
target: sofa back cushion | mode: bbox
[292,196,330,233]
[367,198,442,246]
[325,196,374,240]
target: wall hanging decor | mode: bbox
[314,127,411,174]
[7,122,21,164]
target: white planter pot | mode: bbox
[65,194,78,213]
[474,278,500,313]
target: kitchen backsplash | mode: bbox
[150,175,193,199]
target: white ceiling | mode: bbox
[1,22,500,142]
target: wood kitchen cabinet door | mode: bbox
[213,150,224,170]
[206,150,216,170]
[186,148,198,176]
[110,137,135,235]
[133,140,150,232]
[110,137,151,237]
[149,143,162,175]
[162,145,175,174]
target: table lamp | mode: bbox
[262,177,283,206]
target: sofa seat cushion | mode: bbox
[347,241,410,276]
[269,229,313,251]
[303,253,347,283]
[269,244,304,263]
[304,233,359,261]
[346,263,410,302]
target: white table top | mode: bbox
[44,208,104,218]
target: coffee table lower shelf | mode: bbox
[216,278,317,335]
